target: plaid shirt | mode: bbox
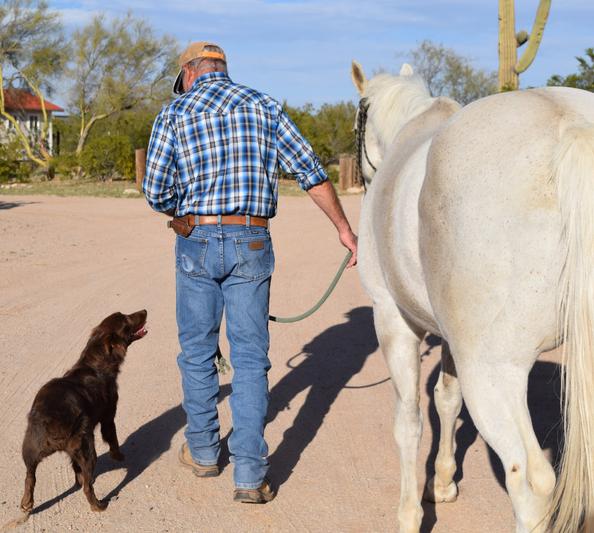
[143,72,327,217]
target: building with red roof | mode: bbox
[1,88,64,156]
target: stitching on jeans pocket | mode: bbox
[234,236,274,280]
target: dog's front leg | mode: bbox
[101,419,124,462]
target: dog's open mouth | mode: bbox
[132,323,148,339]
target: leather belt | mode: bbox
[167,214,268,237]
[185,214,268,228]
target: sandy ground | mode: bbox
[0,194,562,533]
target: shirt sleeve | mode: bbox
[143,109,178,213]
[276,109,328,191]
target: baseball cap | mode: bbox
[173,41,226,95]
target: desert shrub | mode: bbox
[0,140,32,183]
[79,135,134,181]
[327,165,339,184]
[51,152,82,180]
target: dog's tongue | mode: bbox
[134,324,148,338]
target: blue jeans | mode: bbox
[175,222,274,489]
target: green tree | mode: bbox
[0,0,67,169]
[409,40,497,105]
[315,102,356,162]
[284,102,356,166]
[69,13,177,155]
[548,48,594,92]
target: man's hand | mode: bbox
[307,180,358,268]
[339,229,358,268]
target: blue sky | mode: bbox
[51,0,593,107]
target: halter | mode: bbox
[355,97,378,190]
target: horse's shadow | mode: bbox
[421,345,563,533]
[267,306,378,488]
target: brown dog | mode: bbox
[19,310,148,515]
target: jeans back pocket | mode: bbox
[234,234,274,280]
[176,235,209,277]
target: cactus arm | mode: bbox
[515,0,551,73]
[516,30,528,47]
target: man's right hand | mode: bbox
[339,229,358,268]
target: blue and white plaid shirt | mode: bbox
[143,72,328,217]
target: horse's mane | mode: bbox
[364,73,434,149]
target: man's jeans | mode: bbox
[175,222,273,489]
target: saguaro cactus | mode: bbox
[498,0,551,91]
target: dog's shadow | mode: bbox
[31,384,231,514]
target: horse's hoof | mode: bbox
[423,477,458,503]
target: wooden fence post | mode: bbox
[135,148,146,191]
[339,154,356,191]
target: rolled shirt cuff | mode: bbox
[296,163,328,191]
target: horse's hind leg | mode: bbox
[452,345,555,533]
[424,341,462,504]
[373,298,425,533]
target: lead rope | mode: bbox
[216,250,353,373]
[269,250,352,323]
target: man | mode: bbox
[143,41,358,503]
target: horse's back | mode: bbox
[419,88,594,353]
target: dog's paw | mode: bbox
[110,450,125,462]
[91,500,108,512]
[19,502,33,514]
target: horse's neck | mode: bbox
[382,100,435,150]
[386,97,461,165]
[369,79,437,151]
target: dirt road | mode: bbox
[0,194,561,532]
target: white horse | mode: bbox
[352,60,594,533]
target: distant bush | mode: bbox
[327,165,339,184]
[79,135,134,181]
[51,152,81,180]
[0,140,32,183]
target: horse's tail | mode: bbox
[550,121,594,533]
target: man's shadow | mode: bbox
[420,345,563,533]
[30,384,232,515]
[267,306,378,487]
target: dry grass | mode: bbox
[0,178,308,198]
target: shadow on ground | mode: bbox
[0,200,37,210]
[31,384,232,514]
[267,305,379,488]
[420,343,563,533]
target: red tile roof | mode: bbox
[2,88,63,112]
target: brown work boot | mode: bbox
[233,478,275,504]
[178,442,219,478]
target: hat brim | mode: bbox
[173,69,184,95]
